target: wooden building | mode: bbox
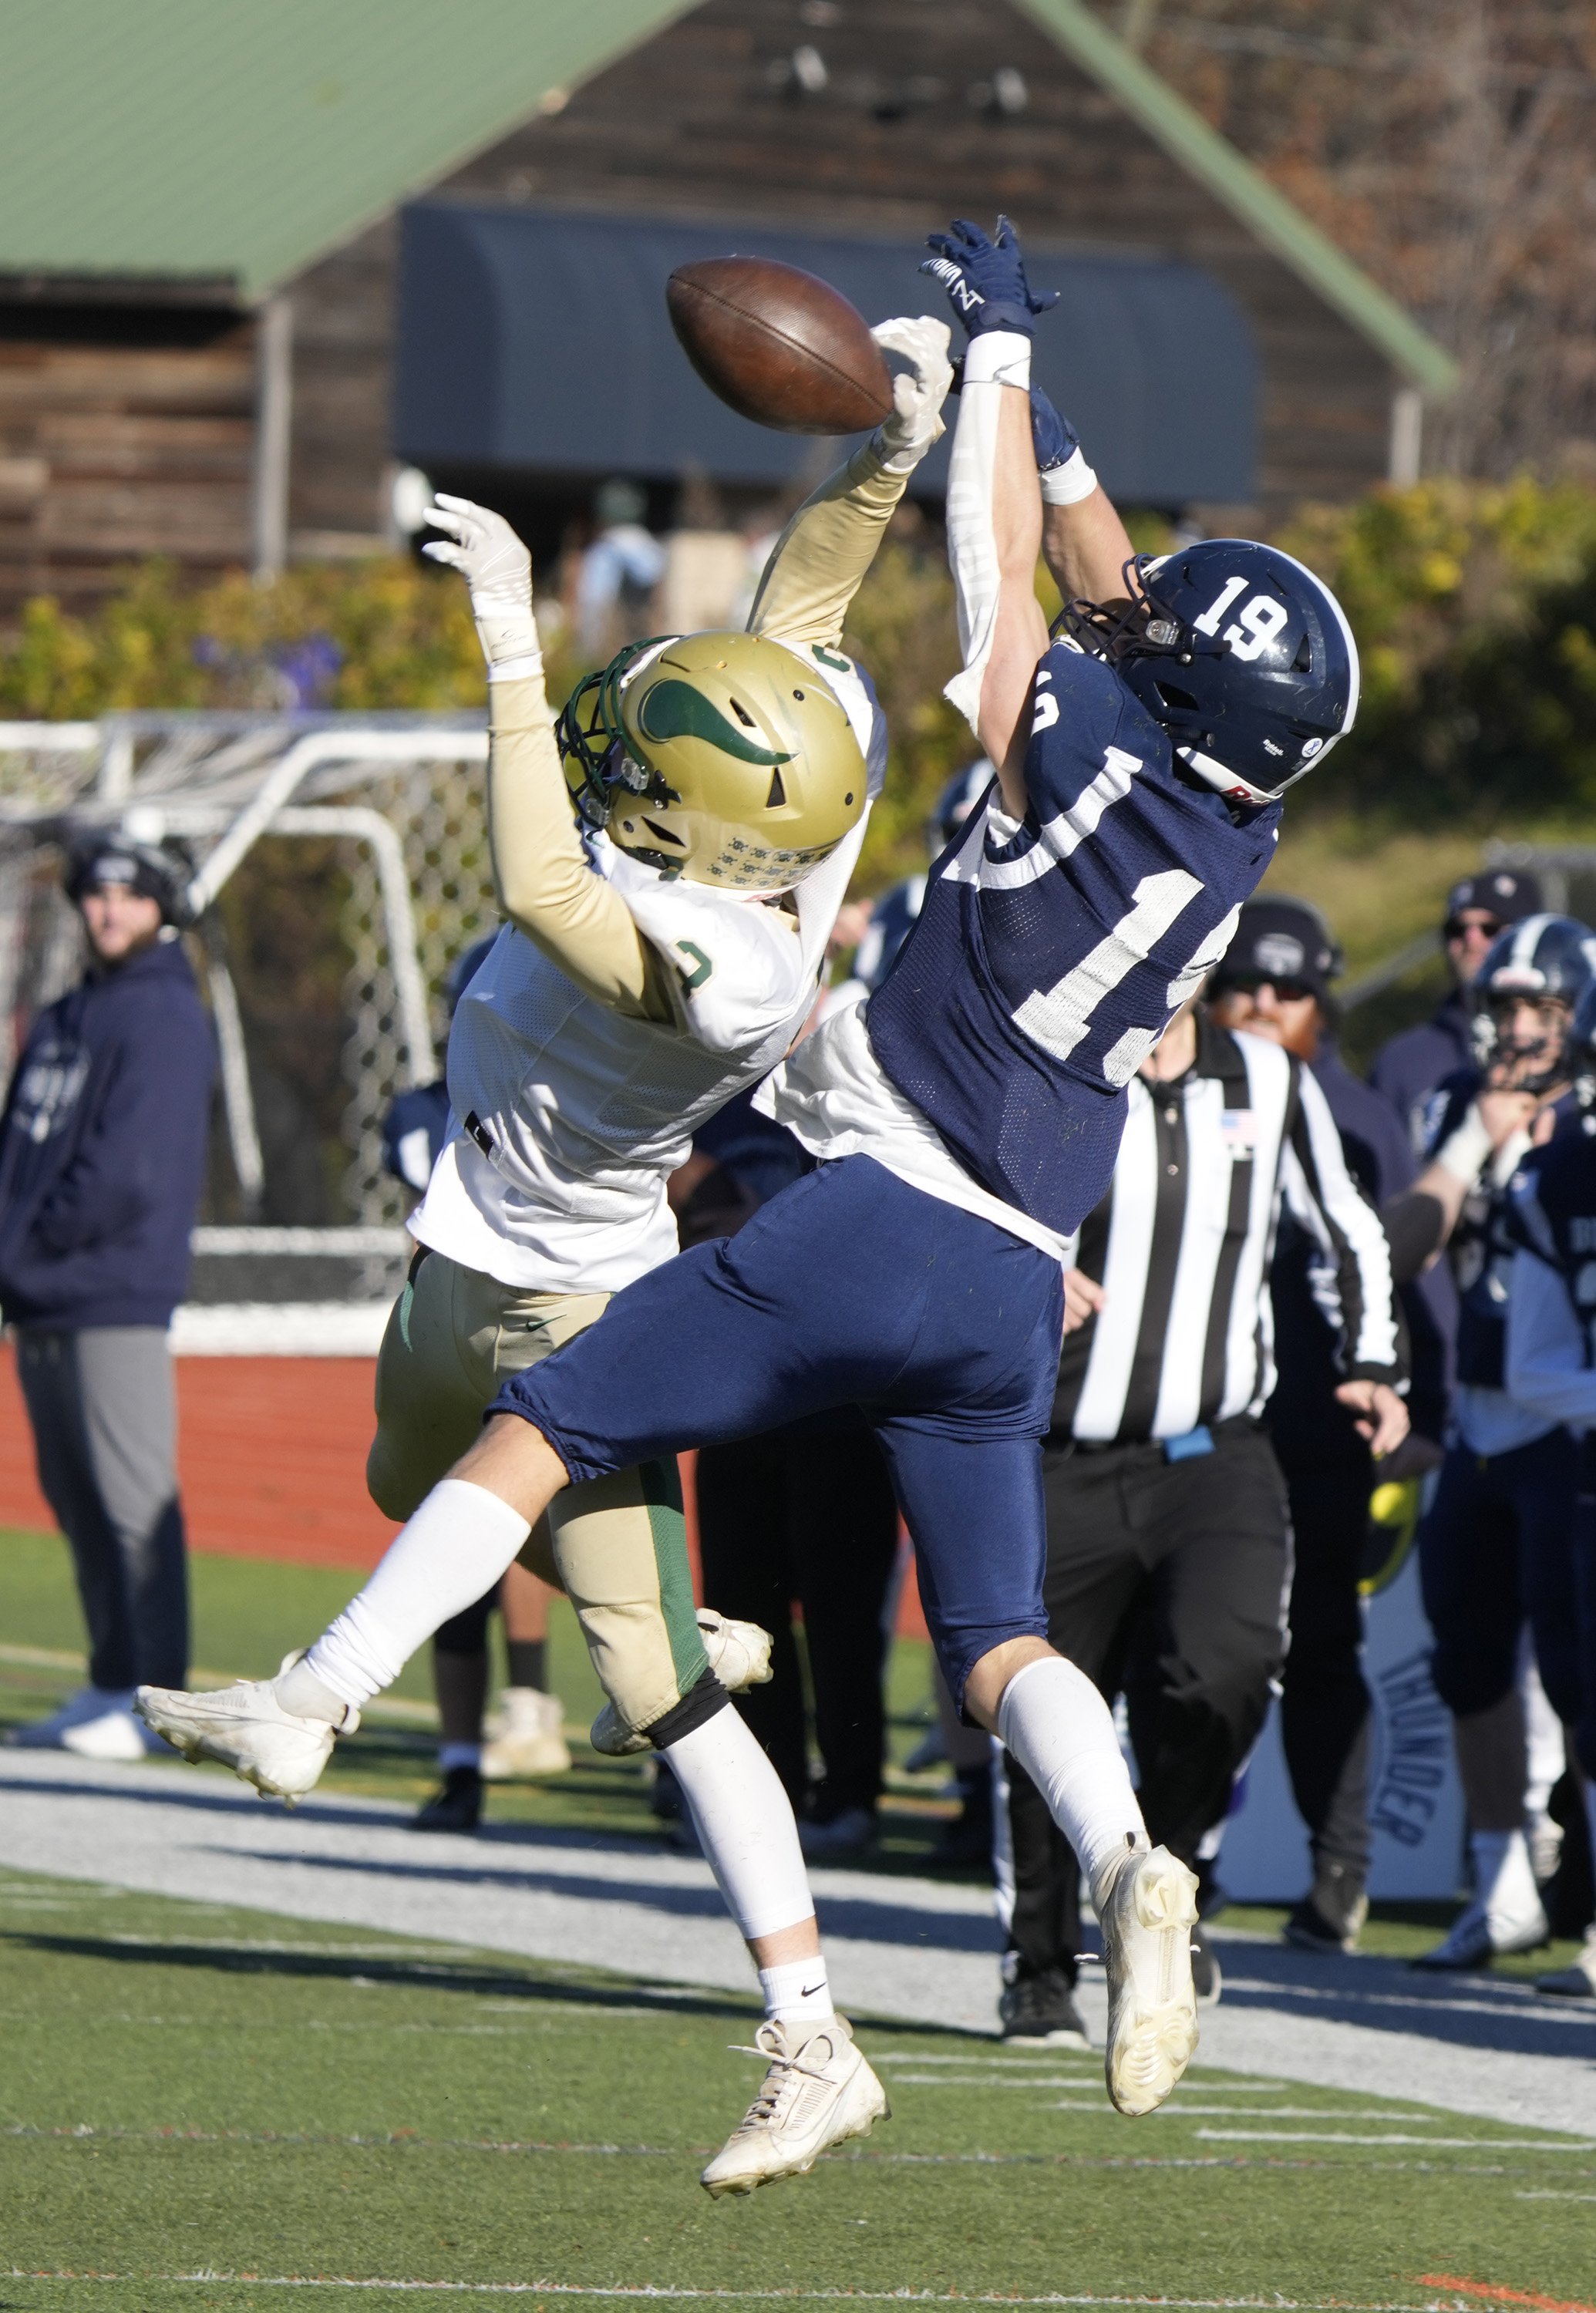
[0,0,1456,617]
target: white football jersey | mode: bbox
[412,655,882,1294]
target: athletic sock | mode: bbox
[439,1742,482,1773]
[1585,1783,1596,1869]
[758,1958,833,2032]
[661,1708,819,1945]
[505,1638,547,1692]
[997,1655,1149,1907]
[274,1656,352,1724]
[305,1480,532,1710]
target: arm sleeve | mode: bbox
[745,441,908,652]
[1280,1065,1406,1384]
[935,328,1034,736]
[1506,1246,1596,1430]
[485,674,674,1024]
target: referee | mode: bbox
[997,965,1407,2042]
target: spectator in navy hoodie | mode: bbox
[2,833,214,1762]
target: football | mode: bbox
[666,256,894,436]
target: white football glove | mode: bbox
[870,315,954,473]
[423,493,542,678]
[588,1609,775,1757]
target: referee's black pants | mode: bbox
[1274,1440,1379,1883]
[695,1423,901,1819]
[1003,1421,1289,1985]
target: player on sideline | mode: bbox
[144,218,1358,2138]
[140,315,953,2197]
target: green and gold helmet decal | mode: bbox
[557,631,867,892]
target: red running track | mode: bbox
[0,1345,929,1635]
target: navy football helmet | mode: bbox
[930,758,995,850]
[1057,538,1359,806]
[1473,914,1596,1088]
[1566,975,1596,1098]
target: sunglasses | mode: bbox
[1213,974,1316,1004]
[1445,917,1503,942]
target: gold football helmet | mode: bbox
[557,631,867,892]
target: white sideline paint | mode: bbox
[2,1749,1594,2137]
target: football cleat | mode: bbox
[700,2015,888,2198]
[1411,1894,1548,1971]
[8,1685,154,1756]
[412,1765,484,1832]
[136,1653,356,1806]
[480,1688,571,1779]
[1099,1843,1200,2116]
[590,1610,773,1756]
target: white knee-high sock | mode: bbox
[662,1709,820,1949]
[998,1655,1148,1905]
[304,1480,530,1709]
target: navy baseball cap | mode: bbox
[1445,870,1542,930]
[1210,896,1343,1000]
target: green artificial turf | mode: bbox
[2,1866,1594,2313]
[0,1527,959,1866]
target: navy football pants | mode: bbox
[493,1156,1066,1709]
[1417,1426,1581,1725]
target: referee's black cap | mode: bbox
[1210,896,1343,1000]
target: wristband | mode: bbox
[1433,1106,1493,1187]
[961,330,1031,392]
[1039,447,1099,507]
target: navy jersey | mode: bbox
[1429,1070,1584,1388]
[864,646,1281,1236]
[1512,1119,1596,1358]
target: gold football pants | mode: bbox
[366,1248,709,1741]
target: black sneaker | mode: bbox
[1190,1922,1222,2006]
[412,1764,483,1833]
[998,1965,1090,2046]
[1283,1864,1367,1954]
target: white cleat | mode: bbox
[699,2015,888,2197]
[1099,1843,1200,2117]
[135,1653,356,1806]
[9,1685,151,1756]
[481,1686,571,1779]
[591,1609,774,1756]
[1412,1895,1548,1971]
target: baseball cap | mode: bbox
[1210,896,1343,1002]
[1444,870,1542,931]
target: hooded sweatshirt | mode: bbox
[0,935,215,1328]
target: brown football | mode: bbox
[667,256,894,436]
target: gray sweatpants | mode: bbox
[15,1326,189,1691]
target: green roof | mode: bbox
[0,0,692,299]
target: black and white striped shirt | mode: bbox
[1053,1017,1402,1444]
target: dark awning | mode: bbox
[396,203,1255,507]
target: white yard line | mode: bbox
[3,1750,1595,2136]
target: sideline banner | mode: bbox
[1217,1547,1466,1901]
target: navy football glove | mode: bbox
[1029,384,1080,473]
[919,214,1059,338]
